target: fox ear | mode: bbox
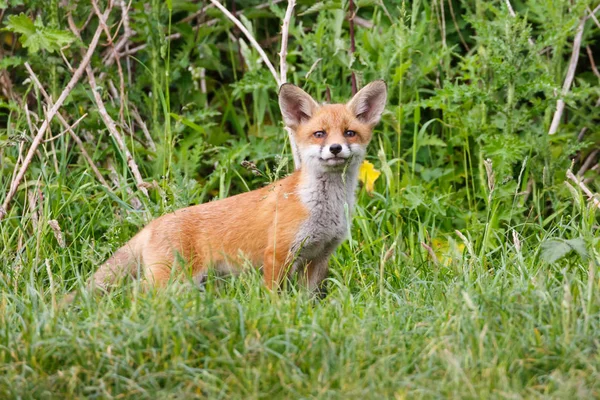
[279,84,320,129]
[347,80,387,126]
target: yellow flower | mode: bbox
[358,160,381,194]
[432,238,465,266]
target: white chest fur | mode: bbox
[292,166,359,261]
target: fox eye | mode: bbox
[313,131,326,138]
[344,130,356,138]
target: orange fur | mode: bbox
[71,81,387,299]
[297,104,373,148]
[92,172,308,291]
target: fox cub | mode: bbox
[74,81,387,297]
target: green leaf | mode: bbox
[420,135,447,147]
[3,13,75,54]
[540,238,587,264]
[298,0,340,16]
[0,56,23,70]
[540,240,570,264]
[4,13,36,37]
[393,60,412,85]
[170,113,205,134]
[240,15,254,35]
[564,238,588,260]
[42,28,77,49]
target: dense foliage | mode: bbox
[1,0,599,397]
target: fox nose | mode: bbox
[329,144,342,155]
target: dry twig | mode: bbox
[279,0,295,84]
[206,0,300,168]
[349,0,357,95]
[549,4,600,135]
[119,2,376,59]
[587,5,600,28]
[44,114,87,143]
[566,168,600,210]
[586,45,600,79]
[278,0,300,170]
[103,0,135,69]
[447,0,470,51]
[504,0,535,46]
[578,149,599,177]
[24,63,112,191]
[66,8,149,200]
[439,0,447,49]
[131,106,157,152]
[548,14,586,135]
[119,0,133,82]
[0,25,105,221]
[209,0,281,85]
[84,66,149,199]
[108,162,142,209]
[91,0,126,124]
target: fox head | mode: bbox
[279,80,387,172]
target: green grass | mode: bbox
[1,200,599,398]
[0,165,598,398]
[1,0,600,398]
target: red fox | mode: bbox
[70,81,387,299]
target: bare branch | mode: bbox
[92,0,126,124]
[504,0,535,46]
[504,1,516,17]
[586,5,600,25]
[579,149,599,176]
[548,12,586,135]
[447,0,469,51]
[23,103,35,142]
[279,0,295,84]
[349,0,357,95]
[44,113,87,143]
[121,0,134,82]
[119,1,291,59]
[59,49,74,73]
[102,0,136,69]
[0,24,105,221]
[131,106,157,152]
[209,0,281,86]
[278,0,300,170]
[84,66,149,199]
[439,0,446,49]
[354,16,373,29]
[68,9,148,201]
[586,45,600,79]
[566,168,600,210]
[120,0,133,39]
[24,62,112,192]
[108,162,142,210]
[181,1,285,24]
[305,58,323,80]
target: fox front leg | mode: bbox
[263,245,292,290]
[300,257,330,298]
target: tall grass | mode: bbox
[0,0,599,397]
